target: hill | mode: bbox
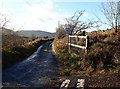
[2,28,32,49]
[1,27,55,38]
[16,30,55,38]
[1,27,16,36]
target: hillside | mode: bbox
[16,30,55,38]
[52,29,120,76]
[2,28,32,49]
[1,27,16,36]
[1,27,55,38]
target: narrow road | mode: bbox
[2,41,60,88]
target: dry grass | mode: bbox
[53,29,120,76]
[2,34,33,49]
[52,36,68,54]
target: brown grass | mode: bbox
[53,29,120,76]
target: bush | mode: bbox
[88,32,120,70]
[55,28,66,39]
[2,50,20,68]
[12,46,28,52]
[52,37,68,53]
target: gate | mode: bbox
[68,35,89,54]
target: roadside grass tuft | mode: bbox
[62,69,71,76]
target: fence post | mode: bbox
[68,35,71,53]
[85,35,89,54]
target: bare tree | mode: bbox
[97,0,119,32]
[0,13,10,29]
[66,11,99,35]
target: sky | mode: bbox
[0,0,119,32]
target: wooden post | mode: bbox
[68,35,71,53]
[76,36,78,44]
[85,35,89,54]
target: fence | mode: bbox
[68,35,89,53]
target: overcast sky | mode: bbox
[0,0,119,32]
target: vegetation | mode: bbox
[65,11,99,35]
[87,30,120,73]
[52,28,120,76]
[97,1,119,32]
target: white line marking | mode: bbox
[76,79,85,89]
[60,79,70,88]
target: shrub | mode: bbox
[2,50,20,68]
[86,38,119,71]
[55,28,66,39]
[52,37,68,53]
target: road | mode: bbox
[2,41,60,88]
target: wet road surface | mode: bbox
[2,42,60,88]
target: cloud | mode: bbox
[0,0,69,32]
[21,0,63,32]
[2,0,95,32]
[24,0,63,21]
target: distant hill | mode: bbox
[16,30,55,38]
[1,27,16,36]
[1,27,55,38]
